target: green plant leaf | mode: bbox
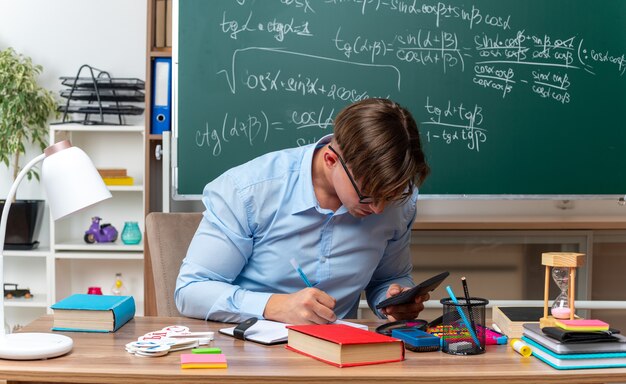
[0,47,55,183]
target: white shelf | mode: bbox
[108,185,144,192]
[51,123,144,133]
[4,294,48,308]
[4,247,51,258]
[54,241,142,252]
[54,252,143,260]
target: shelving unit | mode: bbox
[47,123,146,316]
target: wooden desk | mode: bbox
[2,316,626,383]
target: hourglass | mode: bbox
[540,252,585,328]
[551,267,571,319]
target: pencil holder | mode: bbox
[439,297,489,355]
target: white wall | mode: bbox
[0,0,147,201]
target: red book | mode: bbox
[286,324,404,368]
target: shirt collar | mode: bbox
[290,134,333,215]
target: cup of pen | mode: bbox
[439,297,489,355]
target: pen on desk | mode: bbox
[446,285,481,347]
[461,276,478,336]
[290,258,313,288]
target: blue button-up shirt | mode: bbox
[175,135,418,322]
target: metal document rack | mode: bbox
[57,64,145,125]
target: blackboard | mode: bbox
[174,0,626,198]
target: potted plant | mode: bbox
[0,47,57,249]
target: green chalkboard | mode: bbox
[175,0,626,197]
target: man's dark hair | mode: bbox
[333,98,430,201]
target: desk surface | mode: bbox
[2,316,626,384]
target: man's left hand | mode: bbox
[381,284,430,321]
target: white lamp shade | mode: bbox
[42,146,112,220]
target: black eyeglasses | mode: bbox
[328,145,374,204]
[328,145,414,205]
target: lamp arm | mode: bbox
[0,153,45,336]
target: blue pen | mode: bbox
[290,258,313,287]
[445,285,481,347]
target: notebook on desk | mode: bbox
[219,319,368,345]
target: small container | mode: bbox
[440,297,489,355]
[87,286,103,295]
[121,221,142,245]
[111,272,127,296]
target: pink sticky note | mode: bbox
[181,353,226,364]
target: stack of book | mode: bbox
[522,321,626,369]
[98,168,134,186]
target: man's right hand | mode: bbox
[263,288,337,324]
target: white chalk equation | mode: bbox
[472,32,625,101]
[195,112,278,156]
[194,108,335,156]
[326,0,512,32]
[334,27,469,73]
[422,97,487,152]
[217,47,401,95]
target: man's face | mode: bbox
[331,160,387,218]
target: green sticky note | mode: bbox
[192,347,222,354]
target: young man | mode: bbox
[176,98,430,324]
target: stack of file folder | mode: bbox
[522,323,626,369]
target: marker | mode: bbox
[290,258,313,287]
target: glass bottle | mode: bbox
[551,267,571,319]
[121,221,142,245]
[111,272,127,296]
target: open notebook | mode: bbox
[219,319,368,345]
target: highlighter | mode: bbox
[510,338,532,357]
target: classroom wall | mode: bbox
[0,0,146,202]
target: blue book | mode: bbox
[522,337,626,370]
[51,294,135,333]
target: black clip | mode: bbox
[233,317,258,341]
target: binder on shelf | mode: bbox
[151,57,171,134]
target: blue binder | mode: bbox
[151,57,171,133]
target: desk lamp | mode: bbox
[0,140,111,360]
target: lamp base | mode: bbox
[0,332,73,360]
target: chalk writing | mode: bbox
[221,11,312,42]
[195,112,280,156]
[423,97,487,152]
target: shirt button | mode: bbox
[321,257,327,263]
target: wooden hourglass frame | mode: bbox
[540,252,585,328]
